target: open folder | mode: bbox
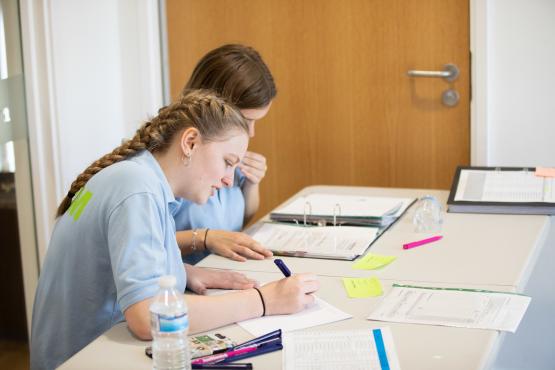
[248,223,379,260]
[270,193,415,227]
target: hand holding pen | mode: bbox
[256,259,320,316]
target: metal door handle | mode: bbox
[407,63,459,82]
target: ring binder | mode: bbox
[332,203,341,227]
[270,194,416,228]
[303,200,312,227]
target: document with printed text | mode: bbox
[367,285,531,333]
[283,328,401,370]
[250,223,379,260]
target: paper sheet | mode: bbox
[251,223,379,259]
[342,277,383,298]
[367,285,531,333]
[454,169,555,203]
[353,253,397,270]
[237,296,352,337]
[282,328,401,370]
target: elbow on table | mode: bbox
[128,320,152,340]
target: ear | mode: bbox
[179,127,201,155]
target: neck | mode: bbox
[152,149,184,197]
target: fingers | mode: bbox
[239,152,267,184]
[243,151,266,164]
[219,271,257,290]
[224,250,247,262]
[232,234,273,259]
[187,280,207,295]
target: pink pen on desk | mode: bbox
[403,235,443,250]
[191,346,258,365]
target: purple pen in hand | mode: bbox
[273,258,291,277]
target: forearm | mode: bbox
[176,229,208,255]
[187,289,263,334]
[242,182,260,224]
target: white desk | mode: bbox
[61,272,507,370]
[199,186,549,289]
[60,186,551,369]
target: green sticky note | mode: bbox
[342,277,383,298]
[352,253,396,270]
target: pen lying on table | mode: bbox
[192,329,283,365]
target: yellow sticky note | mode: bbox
[352,253,396,270]
[535,167,555,178]
[342,277,383,298]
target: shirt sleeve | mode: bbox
[106,192,168,312]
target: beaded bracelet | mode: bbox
[191,229,198,252]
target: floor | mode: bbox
[0,340,29,370]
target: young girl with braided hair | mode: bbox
[30,90,319,370]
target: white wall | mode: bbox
[21,0,163,263]
[487,0,555,167]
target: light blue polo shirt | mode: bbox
[173,168,246,232]
[30,150,186,370]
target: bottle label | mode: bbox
[156,312,189,333]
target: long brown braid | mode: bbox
[56,90,248,217]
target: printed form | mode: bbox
[367,285,531,333]
[251,223,378,259]
[283,328,401,370]
[455,169,555,203]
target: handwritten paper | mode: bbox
[343,277,383,298]
[353,253,396,270]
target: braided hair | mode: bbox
[56,89,248,217]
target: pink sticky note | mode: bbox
[535,167,555,178]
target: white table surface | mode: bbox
[198,186,549,290]
[60,186,550,370]
[60,272,508,370]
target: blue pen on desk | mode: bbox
[274,258,291,277]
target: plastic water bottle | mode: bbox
[150,275,191,370]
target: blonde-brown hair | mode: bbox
[185,44,276,109]
[56,90,248,217]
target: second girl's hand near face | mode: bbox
[238,151,267,185]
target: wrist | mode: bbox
[201,228,210,251]
[253,287,266,317]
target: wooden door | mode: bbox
[166,0,470,222]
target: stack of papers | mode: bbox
[270,193,415,227]
[282,328,401,370]
[249,223,380,260]
[367,284,531,333]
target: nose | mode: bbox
[248,121,255,137]
[221,169,235,188]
